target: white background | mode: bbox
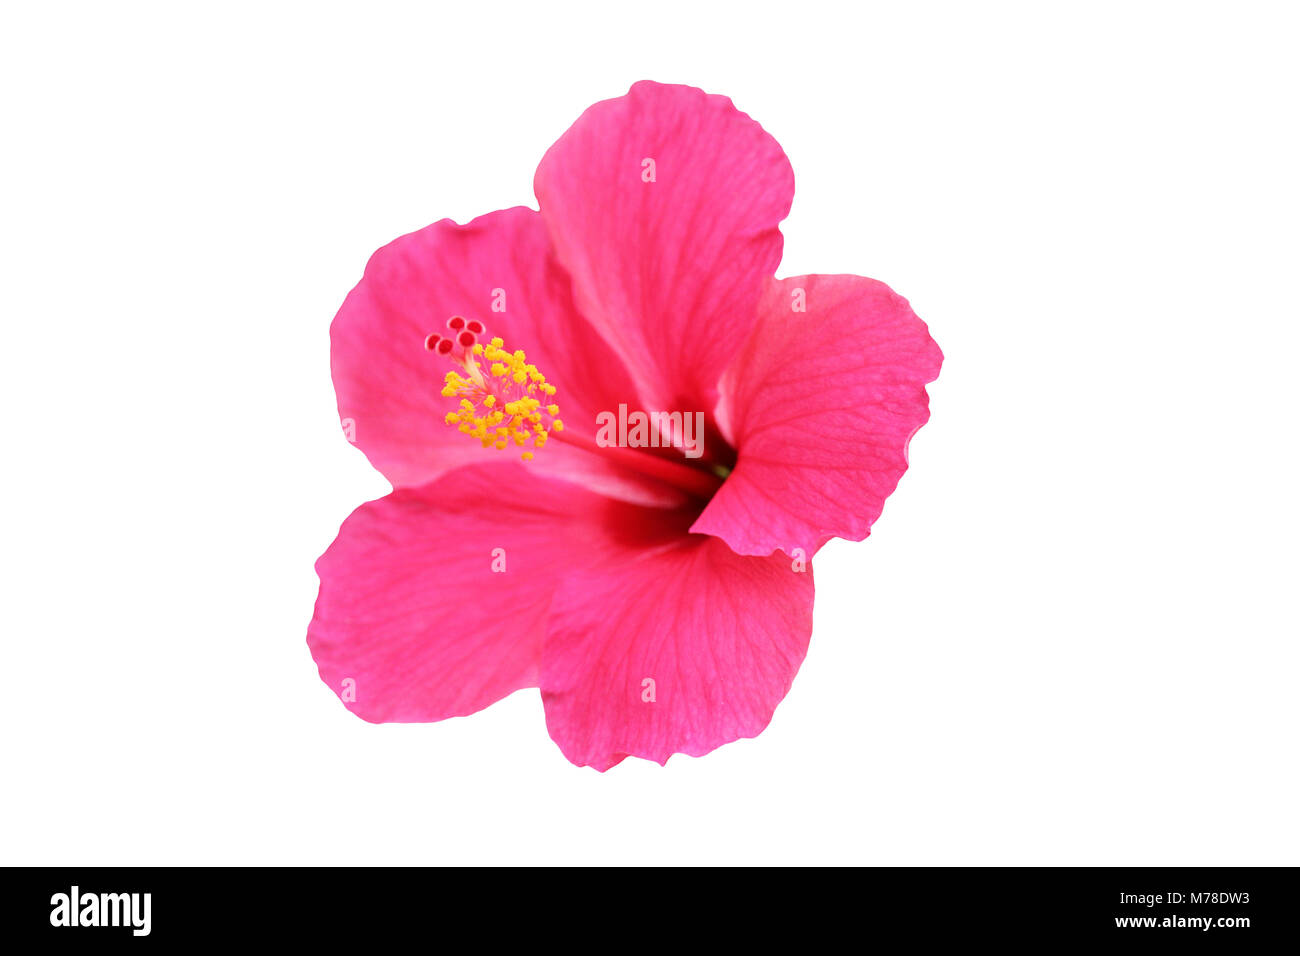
[2,1,1296,865]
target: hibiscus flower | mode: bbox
[308,81,942,770]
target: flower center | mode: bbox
[426,316,726,500]
[425,316,562,462]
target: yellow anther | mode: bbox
[432,324,560,464]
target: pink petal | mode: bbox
[692,275,943,556]
[308,462,645,723]
[534,81,794,411]
[540,536,815,770]
[331,205,675,504]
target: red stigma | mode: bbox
[426,316,490,361]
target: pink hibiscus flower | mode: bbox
[308,81,942,770]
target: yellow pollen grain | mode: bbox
[435,327,560,464]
